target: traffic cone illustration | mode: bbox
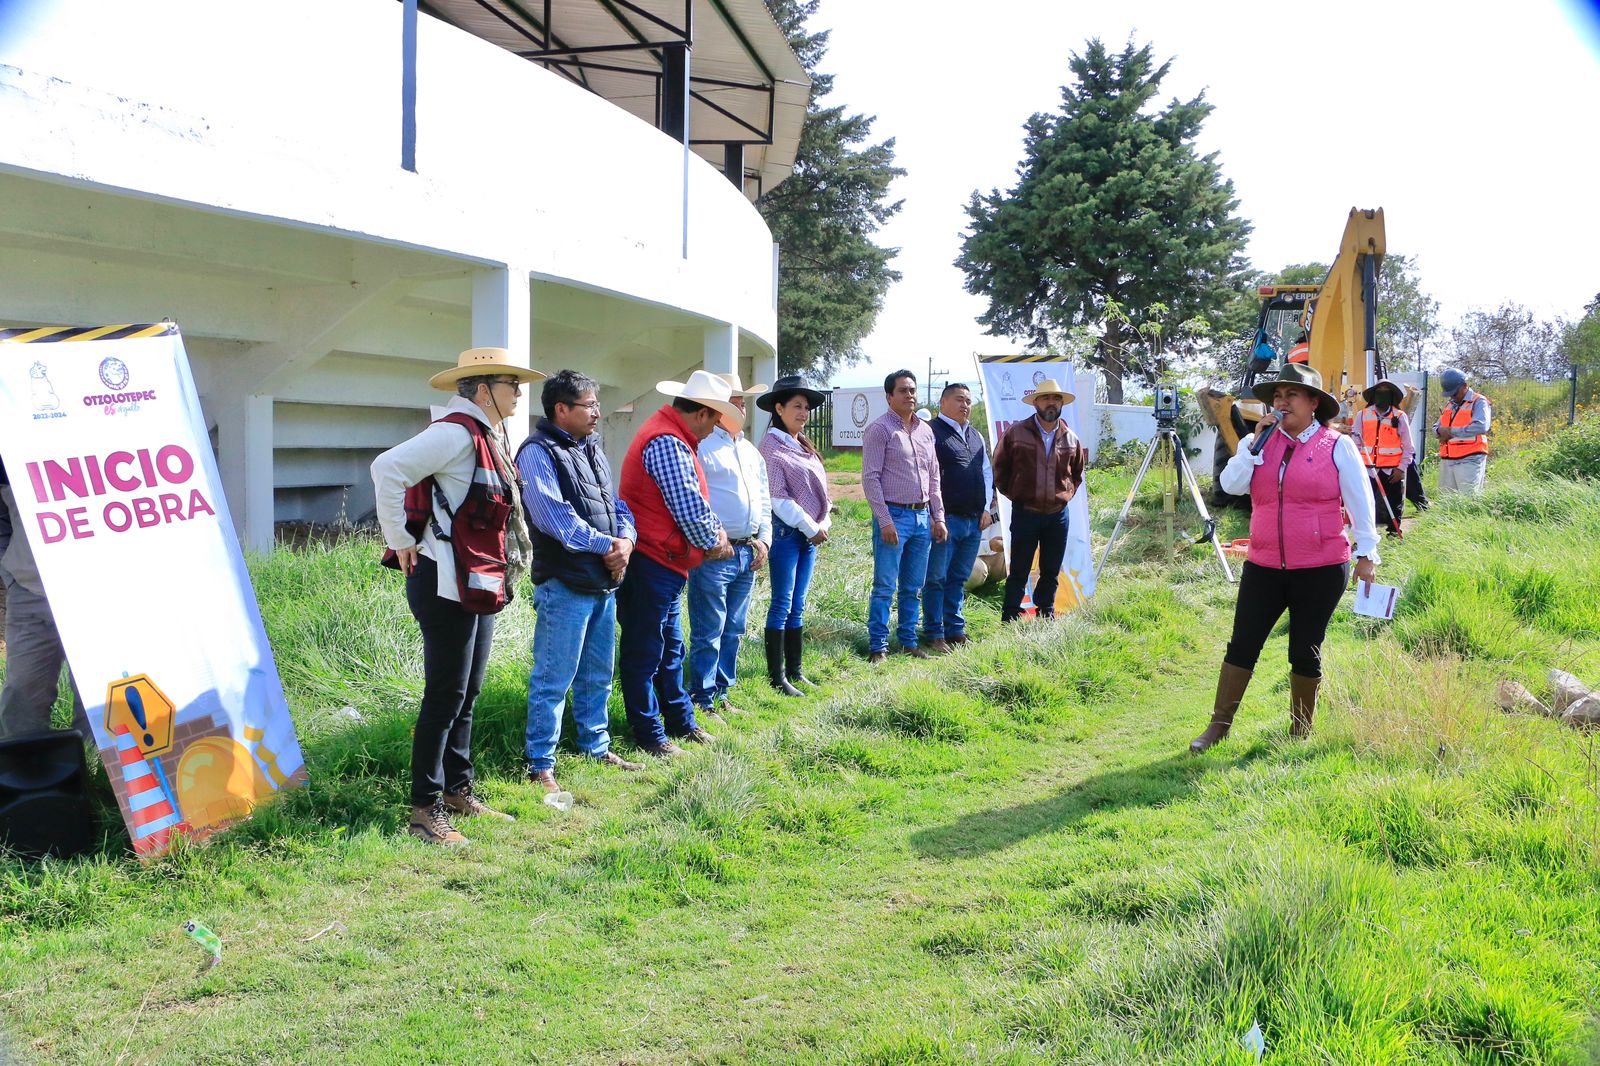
[114,724,189,856]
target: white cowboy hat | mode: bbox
[1024,378,1075,406]
[428,347,546,391]
[657,369,745,433]
[714,371,769,398]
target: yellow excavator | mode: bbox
[1198,207,1416,504]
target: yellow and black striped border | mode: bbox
[0,323,177,344]
[976,353,1063,364]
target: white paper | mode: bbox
[1353,581,1400,619]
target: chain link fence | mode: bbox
[1418,365,1594,456]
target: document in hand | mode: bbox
[1353,581,1400,620]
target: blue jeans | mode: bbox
[524,578,617,772]
[920,512,982,641]
[869,504,932,651]
[1002,507,1070,621]
[617,553,698,747]
[766,520,817,630]
[686,544,757,707]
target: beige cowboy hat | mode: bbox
[657,369,745,433]
[1252,362,1340,423]
[428,347,546,391]
[1362,378,1405,406]
[714,371,769,398]
[1024,378,1075,406]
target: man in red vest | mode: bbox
[617,371,741,758]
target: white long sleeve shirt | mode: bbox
[1222,423,1382,563]
[697,425,773,544]
[371,396,496,602]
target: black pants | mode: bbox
[1370,469,1405,534]
[406,557,496,806]
[1224,560,1349,678]
[1405,459,1430,509]
[1002,506,1069,621]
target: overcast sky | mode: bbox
[816,0,1600,388]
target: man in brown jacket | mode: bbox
[992,378,1087,621]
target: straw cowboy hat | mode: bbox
[657,369,745,433]
[1252,362,1340,423]
[1024,378,1075,406]
[755,374,828,412]
[1362,378,1405,406]
[428,347,546,391]
[714,371,769,397]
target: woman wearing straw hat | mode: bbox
[756,375,831,695]
[372,347,543,845]
[616,370,742,757]
[1190,363,1380,755]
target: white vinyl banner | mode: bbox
[976,355,1096,609]
[0,325,306,858]
[830,387,889,448]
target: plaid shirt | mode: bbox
[861,411,943,528]
[641,434,722,549]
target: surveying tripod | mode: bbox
[1093,424,1235,585]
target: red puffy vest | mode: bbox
[1246,425,1352,570]
[620,405,710,576]
[382,412,515,614]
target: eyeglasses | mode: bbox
[491,377,525,389]
[561,400,602,412]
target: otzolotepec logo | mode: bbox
[851,393,869,427]
[98,357,130,391]
[1031,370,1046,387]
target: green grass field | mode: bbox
[2,452,1599,1064]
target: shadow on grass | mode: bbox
[909,744,1270,859]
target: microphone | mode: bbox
[1249,414,1279,456]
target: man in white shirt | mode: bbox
[684,373,772,720]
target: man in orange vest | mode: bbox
[1433,367,1491,495]
[1286,333,1311,364]
[1354,379,1413,535]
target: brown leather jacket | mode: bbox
[993,416,1087,513]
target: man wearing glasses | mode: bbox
[514,369,643,797]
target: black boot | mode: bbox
[784,627,813,688]
[765,629,803,697]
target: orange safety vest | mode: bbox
[1287,342,1310,364]
[1356,408,1406,469]
[1439,390,1489,459]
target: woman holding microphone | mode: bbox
[1190,364,1380,753]
[756,376,832,697]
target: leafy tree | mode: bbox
[956,39,1251,403]
[757,0,904,378]
[1449,302,1566,382]
[1375,254,1440,373]
[1563,292,1600,372]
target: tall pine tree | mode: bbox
[758,0,903,377]
[957,39,1250,402]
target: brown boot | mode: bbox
[1289,673,1320,737]
[1190,662,1252,754]
[443,784,515,822]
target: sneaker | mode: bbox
[527,768,561,794]
[680,727,716,745]
[640,741,687,759]
[588,750,644,772]
[443,785,515,822]
[408,802,468,847]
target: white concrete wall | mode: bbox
[1087,403,1217,468]
[0,0,783,544]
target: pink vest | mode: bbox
[1246,426,1351,570]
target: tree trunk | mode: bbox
[1099,328,1126,405]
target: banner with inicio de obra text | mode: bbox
[0,324,306,858]
[975,355,1096,610]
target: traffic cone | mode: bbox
[113,724,189,856]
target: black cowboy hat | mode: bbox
[756,374,829,413]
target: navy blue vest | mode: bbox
[931,417,987,516]
[517,419,620,593]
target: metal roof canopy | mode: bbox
[413,0,810,199]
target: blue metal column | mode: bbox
[401,0,418,172]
